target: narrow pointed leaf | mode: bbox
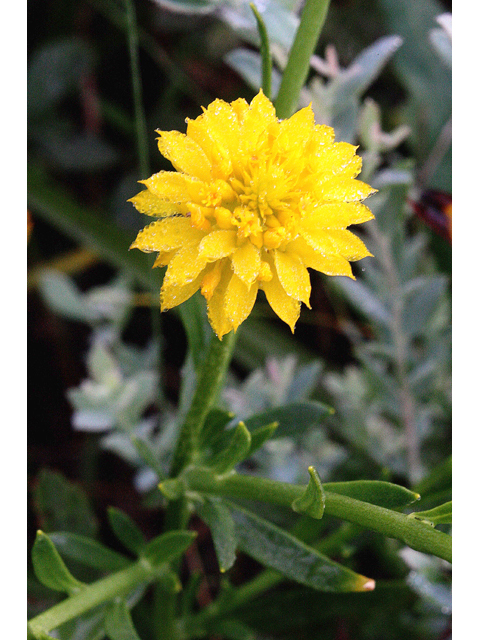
[158,478,185,501]
[199,408,235,450]
[249,2,272,99]
[324,480,420,509]
[239,401,334,438]
[32,531,85,595]
[49,532,130,572]
[141,530,196,568]
[130,435,165,480]
[209,422,252,474]
[105,601,142,640]
[409,501,452,526]
[107,507,146,555]
[248,421,279,457]
[229,504,375,592]
[32,468,98,538]
[414,456,451,497]
[292,466,325,519]
[198,497,238,572]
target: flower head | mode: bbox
[130,91,375,339]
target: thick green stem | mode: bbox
[169,331,237,478]
[275,0,331,119]
[183,469,452,562]
[28,559,159,637]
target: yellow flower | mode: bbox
[130,91,376,339]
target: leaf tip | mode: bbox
[362,578,376,591]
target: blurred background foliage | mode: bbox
[28,1,452,638]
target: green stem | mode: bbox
[28,558,160,637]
[275,0,331,119]
[124,0,150,179]
[169,331,237,478]
[183,468,452,562]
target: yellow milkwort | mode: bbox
[130,91,376,339]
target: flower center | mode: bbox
[193,153,304,250]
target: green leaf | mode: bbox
[198,497,238,573]
[32,469,98,537]
[414,457,452,498]
[199,408,236,450]
[324,480,420,509]
[208,422,252,474]
[141,531,196,568]
[292,466,325,519]
[248,422,279,457]
[409,501,452,526]
[207,618,256,640]
[107,507,146,555]
[240,401,334,439]
[49,532,130,572]
[333,277,391,327]
[28,38,93,116]
[130,435,165,480]
[158,478,186,501]
[249,2,272,99]
[105,601,141,640]
[332,36,403,101]
[32,531,85,595]
[27,625,57,640]
[229,504,375,593]
[401,275,447,337]
[38,270,98,323]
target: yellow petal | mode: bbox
[302,202,375,230]
[207,267,234,339]
[261,268,301,332]
[240,90,276,151]
[187,101,239,175]
[309,124,335,147]
[230,97,249,123]
[325,230,373,261]
[142,171,202,203]
[202,99,242,158]
[157,130,212,181]
[231,242,261,285]
[275,105,315,151]
[297,225,338,256]
[153,250,176,268]
[130,217,203,253]
[224,274,259,331]
[129,189,187,217]
[274,249,311,306]
[288,237,354,278]
[161,272,204,311]
[308,142,361,180]
[198,230,237,261]
[163,244,208,286]
[318,177,377,203]
[201,261,224,301]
